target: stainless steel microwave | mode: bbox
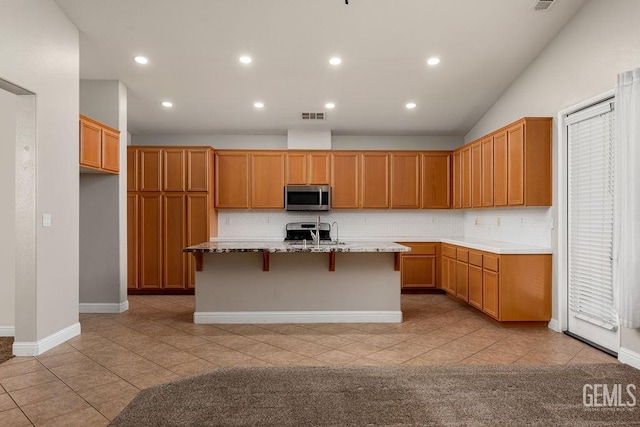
[285,185,331,211]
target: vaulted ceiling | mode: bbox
[55,0,587,135]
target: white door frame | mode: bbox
[556,89,618,337]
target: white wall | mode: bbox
[79,80,128,310]
[218,210,463,240]
[0,0,80,344]
[464,0,640,358]
[132,133,463,150]
[0,88,16,335]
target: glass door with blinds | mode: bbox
[566,98,619,352]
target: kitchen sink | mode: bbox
[284,241,346,246]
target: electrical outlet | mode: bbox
[474,217,479,226]
[520,218,524,226]
[225,217,231,225]
[496,217,501,227]
[266,217,271,224]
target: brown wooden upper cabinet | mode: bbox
[215,151,250,209]
[139,148,163,192]
[187,149,212,192]
[79,115,120,174]
[286,152,330,185]
[361,152,389,209]
[163,149,186,192]
[493,131,508,207]
[461,146,472,209]
[471,142,482,208]
[421,153,451,209]
[481,137,494,207]
[452,117,551,209]
[251,152,285,209]
[331,152,360,209]
[127,148,138,192]
[390,152,420,209]
[452,151,462,209]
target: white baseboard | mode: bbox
[194,311,403,324]
[12,322,81,356]
[547,318,561,333]
[0,326,15,337]
[618,347,640,370]
[79,300,129,313]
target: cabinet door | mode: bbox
[507,123,525,206]
[127,149,138,192]
[361,153,389,208]
[127,194,139,289]
[471,142,482,208]
[461,147,472,208]
[101,129,120,173]
[452,151,462,209]
[455,260,469,301]
[401,255,436,288]
[331,152,360,209]
[446,257,457,294]
[483,269,499,319]
[163,149,185,192]
[481,138,494,207]
[139,194,163,288]
[421,153,451,209]
[308,152,331,184]
[286,153,306,185]
[139,148,163,192]
[468,265,483,310]
[493,131,508,207]
[187,149,211,192]
[215,152,250,208]
[391,153,420,209]
[163,195,186,288]
[187,194,209,288]
[251,152,285,209]
[79,118,102,169]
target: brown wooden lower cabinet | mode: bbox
[398,243,438,291]
[439,244,551,322]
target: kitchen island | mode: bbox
[184,241,410,324]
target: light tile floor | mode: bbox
[0,294,618,426]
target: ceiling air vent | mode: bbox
[301,112,326,120]
[530,0,555,11]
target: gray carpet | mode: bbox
[0,337,13,365]
[110,364,640,426]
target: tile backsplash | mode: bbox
[217,207,553,247]
[463,207,553,247]
[217,210,464,240]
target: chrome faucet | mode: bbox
[331,221,339,245]
[309,214,321,246]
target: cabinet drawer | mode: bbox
[442,244,456,259]
[483,254,500,272]
[469,250,483,267]
[456,248,469,262]
[401,243,436,255]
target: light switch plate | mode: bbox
[42,213,52,227]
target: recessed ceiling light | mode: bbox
[405,102,417,109]
[161,101,173,108]
[426,57,441,66]
[239,56,252,64]
[254,102,264,108]
[329,57,342,66]
[134,56,149,65]
[325,102,335,109]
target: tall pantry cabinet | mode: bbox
[128,146,214,292]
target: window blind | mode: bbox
[567,100,618,331]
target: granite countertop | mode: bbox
[184,240,411,254]
[194,236,552,255]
